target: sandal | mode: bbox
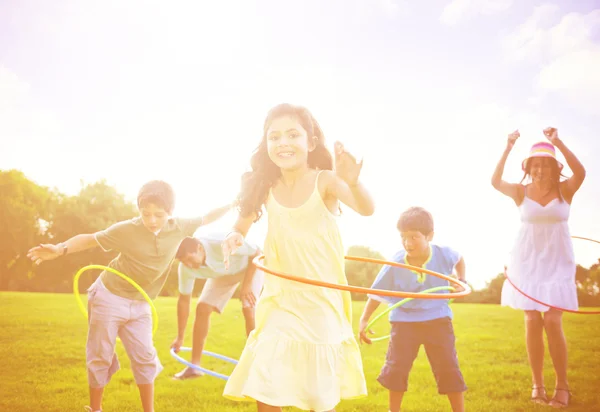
[531,385,548,404]
[550,388,572,409]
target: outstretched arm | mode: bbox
[171,293,192,352]
[199,203,234,226]
[222,213,256,269]
[27,234,99,265]
[491,130,523,205]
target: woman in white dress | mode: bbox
[491,127,586,408]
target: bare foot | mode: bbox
[173,366,204,380]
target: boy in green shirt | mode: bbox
[27,180,231,412]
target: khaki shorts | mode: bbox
[199,269,264,313]
[86,280,162,387]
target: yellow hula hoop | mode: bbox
[73,264,159,336]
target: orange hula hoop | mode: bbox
[252,255,471,299]
[503,235,600,315]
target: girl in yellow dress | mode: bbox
[221,103,374,411]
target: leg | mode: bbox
[176,274,238,380]
[191,303,213,364]
[446,393,464,412]
[543,310,570,407]
[377,323,421,412]
[119,302,163,412]
[422,318,466,412]
[257,401,282,411]
[88,387,105,412]
[389,390,404,412]
[86,285,124,411]
[524,310,546,402]
[138,384,154,412]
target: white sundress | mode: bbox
[501,189,579,312]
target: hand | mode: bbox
[26,244,62,265]
[240,286,256,308]
[507,130,520,150]
[358,318,374,345]
[334,141,363,186]
[543,127,560,145]
[222,231,244,270]
[171,337,184,353]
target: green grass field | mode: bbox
[1,292,599,412]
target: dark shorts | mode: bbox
[377,317,467,394]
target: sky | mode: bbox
[1,0,599,289]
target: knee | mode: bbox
[524,311,544,328]
[196,303,214,317]
[129,348,163,384]
[87,351,119,388]
[543,311,563,331]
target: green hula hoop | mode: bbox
[73,264,159,336]
[365,286,455,342]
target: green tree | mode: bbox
[0,170,54,290]
[345,245,386,301]
[37,180,138,293]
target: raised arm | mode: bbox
[27,234,99,265]
[326,141,375,216]
[491,130,524,205]
[545,128,586,202]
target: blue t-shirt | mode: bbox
[368,245,461,322]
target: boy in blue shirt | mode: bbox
[359,206,467,412]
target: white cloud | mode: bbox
[440,0,513,26]
[503,6,600,114]
[503,5,599,63]
[537,49,600,115]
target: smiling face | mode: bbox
[266,115,316,171]
[528,157,556,184]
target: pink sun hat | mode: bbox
[521,141,564,171]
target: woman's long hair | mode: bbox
[236,103,333,221]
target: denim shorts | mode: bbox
[377,317,467,394]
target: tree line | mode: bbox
[2,169,599,306]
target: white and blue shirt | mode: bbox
[178,233,260,295]
[368,245,461,322]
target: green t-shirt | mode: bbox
[94,216,203,300]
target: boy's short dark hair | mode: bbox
[137,180,175,214]
[397,206,434,235]
[176,237,201,259]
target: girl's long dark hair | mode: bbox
[236,103,333,222]
[520,157,567,202]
